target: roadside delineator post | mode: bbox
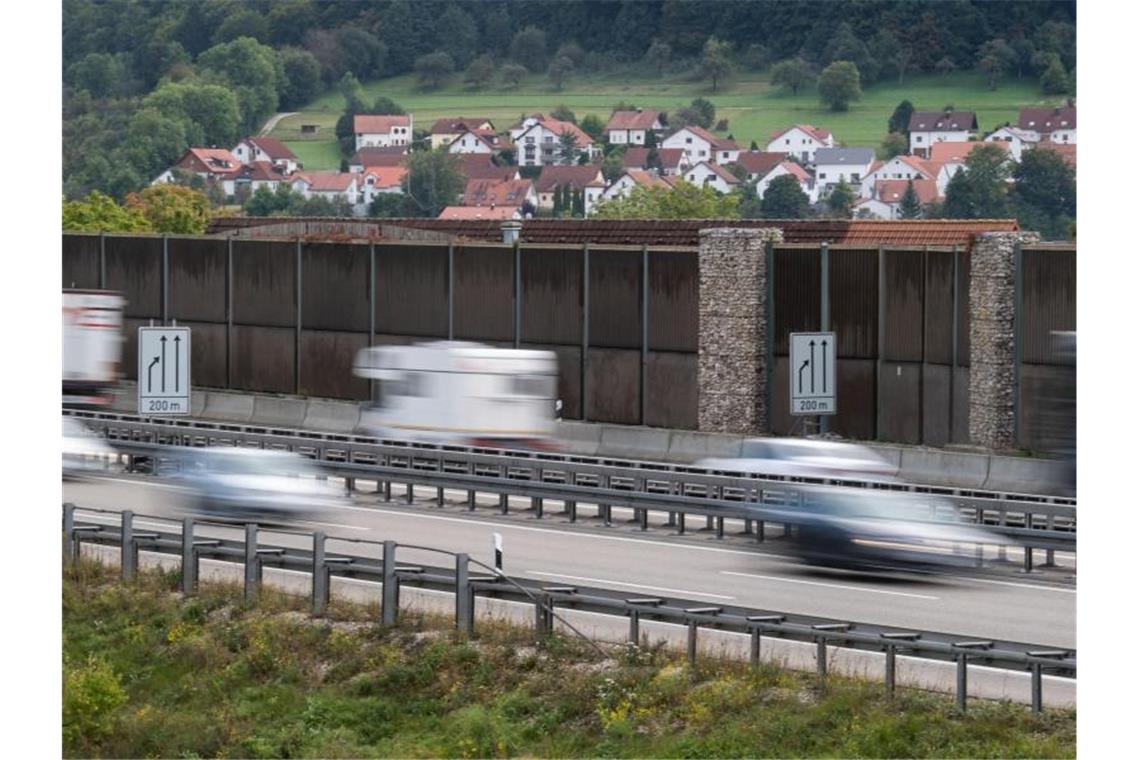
[243,524,259,603]
[456,552,473,635]
[381,540,398,626]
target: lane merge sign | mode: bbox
[790,331,836,416]
[138,326,191,415]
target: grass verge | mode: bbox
[63,559,1075,758]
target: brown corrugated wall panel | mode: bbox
[375,244,447,338]
[105,236,162,319]
[923,250,956,366]
[589,249,642,350]
[169,237,227,324]
[232,240,297,328]
[299,330,370,400]
[520,248,582,345]
[302,243,370,333]
[229,325,295,394]
[645,351,698,429]
[177,321,227,389]
[828,249,877,359]
[773,248,821,355]
[453,244,514,342]
[956,250,971,367]
[881,250,924,362]
[1021,249,1076,364]
[63,234,100,289]
[648,250,698,352]
[586,348,640,424]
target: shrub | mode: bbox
[64,654,129,748]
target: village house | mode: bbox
[354,114,413,151]
[457,154,519,182]
[622,147,688,175]
[854,179,940,220]
[1018,105,1076,144]
[765,124,834,163]
[756,161,815,204]
[447,129,506,155]
[813,147,876,194]
[984,126,1038,161]
[604,109,664,145]
[462,178,538,211]
[661,126,738,166]
[534,165,607,215]
[152,147,245,195]
[1035,141,1077,169]
[359,166,407,207]
[928,141,1013,194]
[859,154,936,198]
[733,151,785,183]
[230,136,300,175]
[429,117,495,150]
[683,161,741,194]
[290,171,361,209]
[908,110,978,158]
[599,169,675,204]
[348,146,408,172]
[510,115,598,167]
[234,161,291,196]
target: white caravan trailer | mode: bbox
[353,341,560,450]
[63,289,125,407]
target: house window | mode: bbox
[851,173,860,182]
[785,139,790,145]
[915,136,923,142]
[818,173,827,179]
[1028,121,1035,127]
[699,150,706,157]
[686,137,693,144]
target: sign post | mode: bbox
[137,326,191,416]
[790,332,836,418]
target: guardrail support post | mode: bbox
[665,511,676,527]
[677,513,686,535]
[687,622,698,665]
[639,506,648,531]
[405,482,414,504]
[1022,547,1034,573]
[467,488,476,510]
[121,510,136,583]
[603,503,611,527]
[243,524,259,603]
[885,645,897,698]
[1044,548,1056,567]
[817,637,828,679]
[567,500,577,522]
[456,552,473,636]
[1031,662,1043,713]
[716,516,724,539]
[381,540,398,626]
[312,531,328,617]
[383,480,392,501]
[629,610,640,645]
[706,515,714,531]
[956,654,968,712]
[534,595,552,643]
[181,518,196,594]
[63,503,76,565]
[499,493,508,515]
[533,496,543,519]
[750,629,761,666]
[756,520,766,543]
[436,486,445,508]
[743,518,753,535]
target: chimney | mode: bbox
[501,220,522,245]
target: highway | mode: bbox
[64,472,1076,650]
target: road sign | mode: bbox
[138,327,191,415]
[790,332,836,416]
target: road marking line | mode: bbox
[962,577,1076,594]
[307,521,368,532]
[526,571,735,600]
[720,571,941,600]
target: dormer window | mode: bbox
[1061,120,1068,126]
[1028,121,1036,127]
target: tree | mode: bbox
[592,180,740,219]
[338,72,366,112]
[63,191,152,232]
[644,39,671,74]
[371,97,406,115]
[818,61,862,112]
[548,55,575,90]
[580,113,605,142]
[336,28,387,79]
[124,185,211,233]
[743,44,770,71]
[935,56,957,77]
[1041,58,1070,95]
[213,8,269,45]
[554,42,586,68]
[142,81,242,146]
[822,22,878,83]
[415,51,455,90]
[700,36,733,92]
[899,180,922,219]
[369,192,410,218]
[888,100,914,137]
[601,150,625,183]
[552,184,566,217]
[501,63,528,89]
[827,178,856,217]
[770,58,814,95]
[278,47,322,109]
[1010,148,1075,240]
[556,129,581,165]
[435,4,478,67]
[879,132,909,160]
[197,37,282,133]
[942,143,1012,219]
[402,148,465,217]
[510,26,547,72]
[68,52,127,98]
[244,184,294,216]
[125,108,190,179]
[690,98,716,129]
[464,54,495,89]
[758,175,810,219]
[551,105,577,124]
[976,38,1016,90]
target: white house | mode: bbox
[734,151,785,182]
[661,126,740,166]
[854,179,940,220]
[291,171,362,213]
[682,161,740,194]
[152,147,245,196]
[447,130,500,155]
[604,109,664,145]
[231,136,299,175]
[354,114,413,151]
[534,165,607,215]
[360,166,407,207]
[984,126,1038,161]
[1018,106,1076,144]
[859,155,936,198]
[766,124,834,163]
[234,161,291,196]
[908,110,977,158]
[429,117,495,150]
[348,146,408,173]
[928,141,1013,194]
[600,169,674,204]
[813,147,876,194]
[511,115,598,167]
[756,161,815,204]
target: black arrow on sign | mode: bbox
[147,356,159,392]
[809,340,816,393]
[160,336,167,392]
[821,339,828,394]
[798,359,809,393]
[174,335,181,392]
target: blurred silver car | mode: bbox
[780,488,1017,572]
[698,438,898,482]
[63,417,119,479]
[178,448,349,523]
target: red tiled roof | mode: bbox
[458,156,518,182]
[928,140,1010,164]
[622,147,650,168]
[362,166,408,188]
[178,148,243,175]
[535,165,605,192]
[463,178,534,207]
[1018,106,1076,132]
[439,205,519,220]
[351,146,408,167]
[354,114,412,133]
[677,125,738,151]
[622,169,674,190]
[769,124,833,142]
[908,110,978,132]
[734,151,785,176]
[247,136,296,160]
[519,116,593,147]
[1034,142,1076,168]
[687,161,740,184]
[605,110,662,132]
[241,161,288,182]
[295,171,356,192]
[430,117,494,134]
[777,161,811,182]
[874,179,940,205]
[656,148,686,168]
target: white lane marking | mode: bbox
[306,521,368,532]
[962,577,1076,594]
[721,570,941,600]
[526,571,735,600]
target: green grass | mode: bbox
[63,560,1075,758]
[273,67,1058,170]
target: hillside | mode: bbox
[275,69,1055,170]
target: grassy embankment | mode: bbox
[275,68,1054,171]
[63,559,1075,758]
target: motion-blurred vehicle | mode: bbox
[697,438,898,482]
[63,289,125,407]
[779,487,1016,572]
[354,341,561,451]
[63,416,119,479]
[178,448,349,523]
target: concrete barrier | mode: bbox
[250,396,308,429]
[555,421,603,456]
[897,448,990,490]
[984,456,1076,497]
[666,430,745,461]
[303,399,362,434]
[202,391,255,423]
[597,425,673,460]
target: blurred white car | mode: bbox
[63,417,119,478]
[697,438,898,482]
[178,448,349,523]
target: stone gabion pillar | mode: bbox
[968,231,1041,450]
[697,227,783,435]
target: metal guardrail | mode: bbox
[63,503,1075,713]
[67,410,1076,565]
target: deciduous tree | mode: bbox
[63,191,153,232]
[415,51,455,90]
[501,63,528,89]
[827,178,856,217]
[758,175,810,218]
[510,26,547,72]
[464,54,495,90]
[818,61,862,112]
[942,143,1011,218]
[888,100,914,137]
[701,36,733,92]
[770,58,814,95]
[124,184,212,233]
[402,148,465,217]
[593,180,739,219]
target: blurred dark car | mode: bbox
[698,438,899,482]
